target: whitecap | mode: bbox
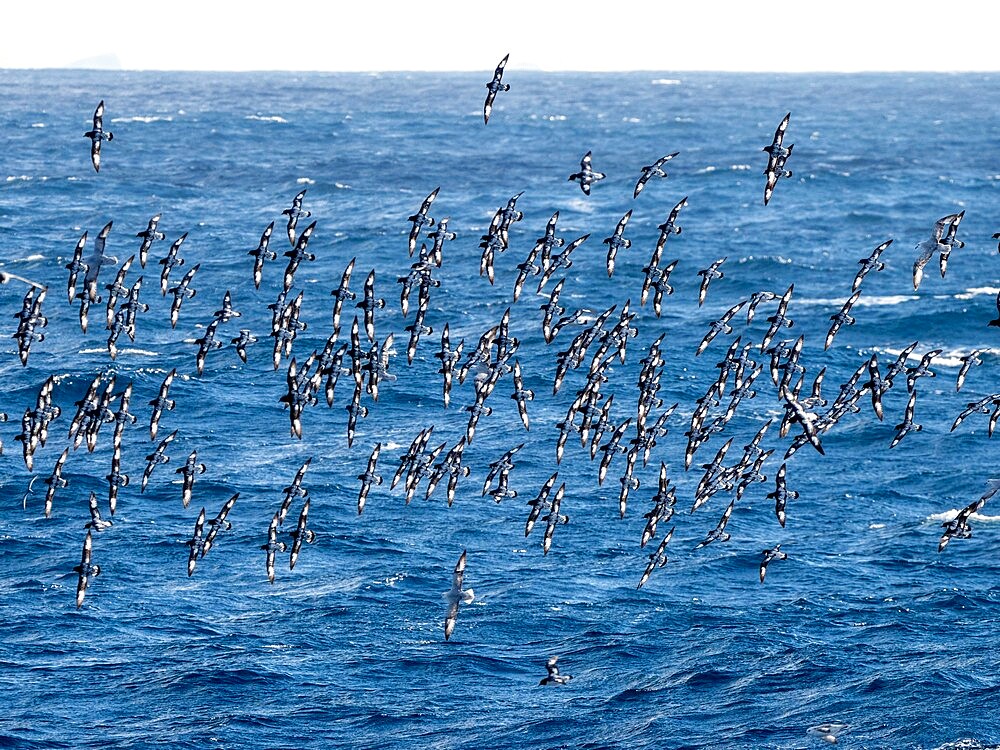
[296,177,315,185]
[30,123,44,128]
[19,254,44,262]
[110,115,173,123]
[246,114,288,123]
[383,441,403,450]
[6,175,33,182]
[334,182,351,189]
[927,509,1000,523]
[954,286,1000,300]
[623,117,640,123]
[651,79,681,85]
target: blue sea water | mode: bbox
[1,69,999,749]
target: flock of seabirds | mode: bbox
[3,57,997,715]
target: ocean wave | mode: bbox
[30,122,44,128]
[651,79,681,85]
[296,177,316,185]
[696,164,753,174]
[110,115,173,123]
[926,510,1000,523]
[246,114,288,123]
[954,286,1000,300]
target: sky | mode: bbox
[2,1,998,73]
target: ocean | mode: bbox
[0,69,999,749]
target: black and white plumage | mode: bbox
[83,220,115,303]
[762,112,793,205]
[141,430,177,493]
[74,529,101,608]
[483,53,510,124]
[407,188,439,257]
[289,497,317,570]
[282,220,317,291]
[637,527,674,589]
[824,289,862,350]
[159,232,187,297]
[357,442,382,515]
[541,482,568,555]
[913,213,960,291]
[176,450,207,509]
[248,222,276,289]
[696,257,727,307]
[890,389,922,448]
[86,490,113,531]
[767,462,798,528]
[852,238,892,292]
[149,368,176,442]
[759,544,788,583]
[168,263,199,329]
[567,151,606,195]
[261,511,287,584]
[83,100,113,172]
[136,214,166,269]
[186,508,206,577]
[956,349,985,391]
[43,446,70,519]
[539,656,572,686]
[510,359,534,430]
[603,209,633,278]
[203,493,238,558]
[356,269,385,342]
[282,189,311,246]
[634,152,679,199]
[444,550,474,641]
[66,232,88,305]
[331,257,356,333]
[695,498,736,549]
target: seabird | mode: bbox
[203,492,238,557]
[759,544,787,583]
[261,511,287,584]
[483,53,510,124]
[289,497,317,570]
[634,152,679,199]
[176,449,207,509]
[74,529,101,608]
[186,507,206,577]
[762,112,793,205]
[637,527,674,589]
[407,188,439,256]
[956,349,985,391]
[141,430,177,493]
[444,550,474,641]
[567,151,606,195]
[247,222,276,289]
[136,214,166,269]
[357,442,382,515]
[85,490,113,531]
[83,100,113,172]
[603,209,633,278]
[539,656,572,686]
[282,189,311,246]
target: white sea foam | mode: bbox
[19,254,44,262]
[927,509,1000,523]
[651,79,681,85]
[383,441,403,451]
[954,286,1000,300]
[334,182,351,189]
[296,177,315,185]
[78,347,159,357]
[6,175,33,182]
[623,117,640,123]
[31,123,44,128]
[801,294,917,308]
[111,115,173,123]
[246,114,288,123]
[696,164,752,174]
